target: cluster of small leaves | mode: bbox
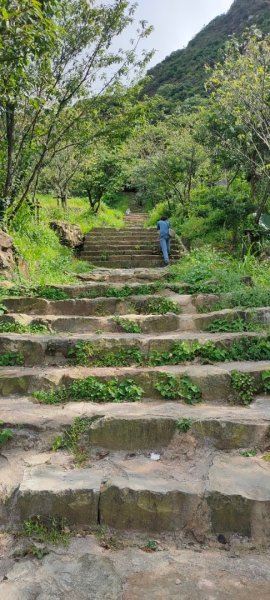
[211,289,270,312]
[33,377,144,405]
[0,303,7,315]
[113,317,142,333]
[262,370,270,393]
[149,337,270,366]
[240,449,257,457]
[206,318,259,333]
[52,417,92,465]
[23,516,69,546]
[139,297,180,315]
[69,342,144,367]
[176,418,192,432]
[0,321,50,334]
[155,374,202,405]
[0,421,13,447]
[0,352,24,366]
[35,287,69,300]
[230,371,258,406]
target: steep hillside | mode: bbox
[145,0,270,101]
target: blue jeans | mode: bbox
[160,236,170,264]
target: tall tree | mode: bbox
[205,29,270,221]
[0,0,152,223]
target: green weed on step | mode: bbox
[23,515,69,546]
[206,318,261,333]
[0,352,24,366]
[68,342,144,367]
[176,418,193,432]
[0,321,50,334]
[33,377,144,405]
[52,416,93,466]
[113,317,142,334]
[230,371,258,406]
[155,374,202,405]
[0,421,13,447]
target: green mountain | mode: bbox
[145,0,270,101]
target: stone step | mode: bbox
[81,249,181,256]
[45,281,177,297]
[2,450,270,539]
[3,538,270,599]
[85,259,178,268]
[1,396,269,453]
[76,267,170,283]
[1,294,187,316]
[1,313,182,334]
[2,306,268,335]
[1,360,269,402]
[0,331,263,367]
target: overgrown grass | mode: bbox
[37,194,125,234]
[168,247,270,295]
[7,196,125,287]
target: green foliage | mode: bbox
[23,516,69,546]
[155,374,202,405]
[68,342,144,367]
[0,352,24,366]
[0,421,13,447]
[35,287,69,300]
[145,540,158,551]
[149,337,270,366]
[142,298,180,315]
[240,449,257,457]
[52,417,93,465]
[33,377,144,405]
[176,418,192,432]
[113,317,142,334]
[262,370,270,393]
[206,318,258,333]
[0,304,7,315]
[212,289,270,311]
[0,321,50,334]
[230,371,258,405]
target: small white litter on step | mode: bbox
[150,453,160,461]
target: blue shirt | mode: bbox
[157,220,170,238]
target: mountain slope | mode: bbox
[145,0,270,101]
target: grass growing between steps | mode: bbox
[52,417,93,466]
[0,321,50,334]
[0,421,13,447]
[155,374,202,405]
[23,515,70,546]
[67,337,270,368]
[0,352,24,366]
[33,377,144,405]
[206,318,262,333]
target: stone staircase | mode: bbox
[80,212,183,268]
[0,266,270,548]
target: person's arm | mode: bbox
[157,221,160,230]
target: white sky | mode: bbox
[127,0,234,68]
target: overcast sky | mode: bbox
[130,0,234,68]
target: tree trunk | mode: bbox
[3,102,15,212]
